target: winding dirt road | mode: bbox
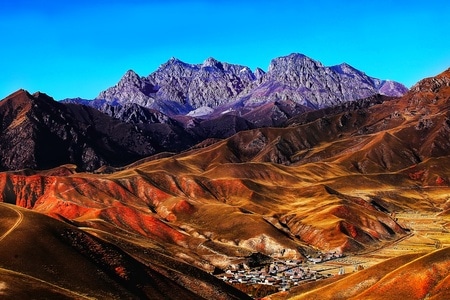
[0,203,24,242]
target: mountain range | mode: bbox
[91,53,407,115]
[0,53,449,299]
[64,53,407,120]
[1,53,406,172]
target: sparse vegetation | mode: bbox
[0,68,449,298]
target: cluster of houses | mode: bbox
[218,257,338,291]
[304,251,344,264]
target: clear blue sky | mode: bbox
[1,0,449,100]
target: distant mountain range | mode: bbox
[64,52,407,117]
[0,53,407,172]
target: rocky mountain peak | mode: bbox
[378,80,409,97]
[93,53,408,115]
[96,69,156,107]
[264,53,327,90]
[168,56,180,63]
[1,89,30,103]
[0,90,55,110]
[161,57,182,67]
[330,62,363,76]
[268,53,324,73]
[157,57,198,72]
[410,68,450,93]
[115,70,150,91]
[202,57,224,70]
[236,54,408,109]
[254,67,266,80]
[32,91,45,98]
[121,69,141,82]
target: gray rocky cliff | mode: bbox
[237,54,408,109]
[97,70,157,107]
[95,53,408,115]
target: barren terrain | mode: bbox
[0,68,449,298]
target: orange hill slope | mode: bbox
[0,203,250,300]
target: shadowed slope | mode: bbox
[0,90,198,171]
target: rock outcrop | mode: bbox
[237,54,408,109]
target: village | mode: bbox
[216,211,450,293]
[217,252,352,292]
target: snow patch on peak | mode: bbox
[186,106,215,117]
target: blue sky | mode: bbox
[1,0,449,100]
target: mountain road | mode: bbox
[0,203,24,242]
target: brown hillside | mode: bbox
[0,203,250,299]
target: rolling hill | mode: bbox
[0,203,250,299]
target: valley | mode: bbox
[216,192,450,297]
[264,207,450,300]
[311,209,450,275]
